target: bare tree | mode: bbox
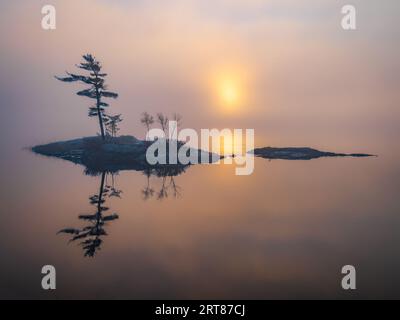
[173,113,182,127]
[171,113,182,138]
[105,114,122,138]
[140,112,154,140]
[156,113,168,135]
[55,54,118,141]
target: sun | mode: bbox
[219,79,240,107]
[210,68,248,113]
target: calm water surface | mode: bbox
[1,144,400,299]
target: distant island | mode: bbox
[253,147,374,160]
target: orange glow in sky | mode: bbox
[210,67,250,114]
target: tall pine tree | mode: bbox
[56,54,118,140]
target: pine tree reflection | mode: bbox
[57,171,119,257]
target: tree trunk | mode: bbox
[95,86,105,141]
[98,171,106,210]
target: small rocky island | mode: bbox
[253,147,374,160]
[32,136,149,172]
[32,136,217,173]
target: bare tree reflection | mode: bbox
[107,172,123,198]
[169,176,181,198]
[141,165,186,201]
[58,171,119,257]
[141,168,155,200]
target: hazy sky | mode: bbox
[0,0,399,153]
